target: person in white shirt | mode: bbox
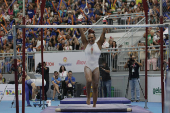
[102,37,109,49]
[64,40,72,51]
[36,36,45,49]
[59,65,68,91]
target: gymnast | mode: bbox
[18,72,38,107]
[78,16,108,107]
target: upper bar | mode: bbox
[15,24,169,29]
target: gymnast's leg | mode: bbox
[84,66,92,105]
[92,67,100,107]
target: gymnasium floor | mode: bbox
[0,100,161,113]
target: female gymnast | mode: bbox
[78,16,108,107]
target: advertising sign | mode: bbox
[35,52,86,73]
[148,77,161,102]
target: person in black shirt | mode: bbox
[43,62,49,100]
[124,55,142,102]
[58,39,65,51]
[36,62,49,100]
[100,62,111,97]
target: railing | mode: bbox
[101,45,169,72]
[0,45,168,74]
[116,15,151,47]
[78,13,146,43]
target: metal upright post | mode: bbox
[143,0,148,109]
[13,25,19,113]
[160,0,164,112]
[40,0,46,109]
[22,0,26,112]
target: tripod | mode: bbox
[125,77,145,101]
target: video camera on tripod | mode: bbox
[36,62,42,73]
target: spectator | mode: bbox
[59,65,67,81]
[111,41,118,71]
[102,37,109,49]
[8,7,14,16]
[139,42,145,71]
[64,40,72,51]
[59,65,67,96]
[43,62,49,100]
[27,3,35,19]
[70,36,80,50]
[0,73,6,84]
[27,44,34,72]
[100,61,111,97]
[147,44,158,71]
[143,27,154,46]
[64,70,75,96]
[36,36,45,51]
[58,39,65,51]
[51,71,61,100]
[4,47,12,73]
[13,1,19,17]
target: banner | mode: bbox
[0,84,7,99]
[2,84,22,100]
[148,77,161,102]
[35,52,86,73]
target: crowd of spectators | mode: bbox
[0,0,169,73]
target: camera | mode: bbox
[36,62,42,73]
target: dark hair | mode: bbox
[54,71,58,74]
[112,41,117,48]
[88,29,95,34]
[88,29,95,37]
[68,70,72,73]
[59,65,66,73]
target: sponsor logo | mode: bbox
[6,90,22,95]
[46,62,54,66]
[63,57,67,63]
[59,57,72,66]
[153,87,161,95]
[76,60,86,65]
[0,91,4,95]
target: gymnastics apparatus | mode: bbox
[11,0,170,113]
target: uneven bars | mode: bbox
[15,24,169,29]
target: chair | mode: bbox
[66,86,76,98]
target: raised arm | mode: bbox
[77,15,88,48]
[78,28,88,48]
[97,16,108,49]
[97,28,106,49]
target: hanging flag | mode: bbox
[4,0,8,7]
[10,19,14,29]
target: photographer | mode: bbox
[124,55,142,102]
[100,62,111,97]
[36,62,49,100]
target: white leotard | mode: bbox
[85,43,101,71]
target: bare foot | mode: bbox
[86,98,90,105]
[93,104,96,107]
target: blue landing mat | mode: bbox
[60,97,131,104]
[40,104,152,113]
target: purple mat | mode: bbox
[60,97,131,104]
[40,105,152,113]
